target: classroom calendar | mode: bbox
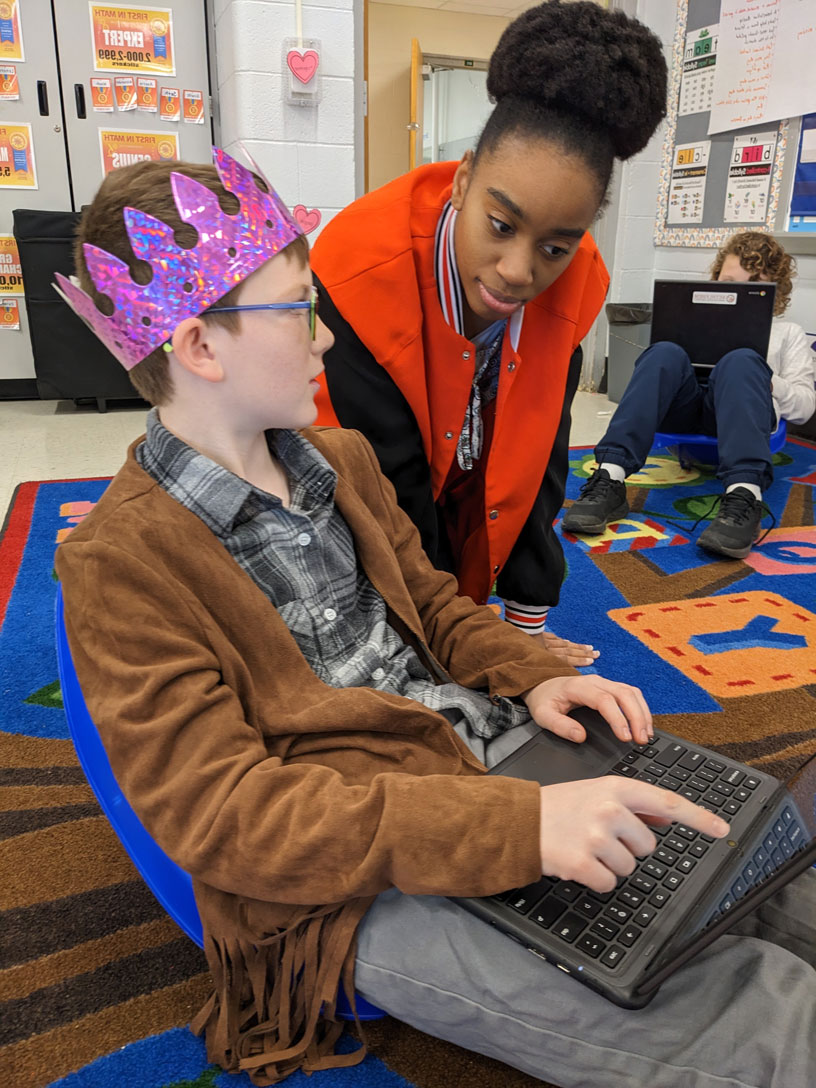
[678,23,719,117]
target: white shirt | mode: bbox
[768,319,816,425]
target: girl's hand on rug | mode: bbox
[532,629,600,667]
[538,777,730,892]
[522,675,653,745]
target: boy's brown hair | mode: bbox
[74,159,309,405]
[710,230,795,316]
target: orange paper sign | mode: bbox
[0,297,20,329]
[90,4,174,75]
[159,85,179,121]
[99,128,178,175]
[90,76,114,111]
[136,75,157,111]
[0,0,24,63]
[0,62,19,99]
[114,75,136,110]
[0,123,36,189]
[0,234,23,295]
[182,88,204,124]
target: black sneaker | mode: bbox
[562,468,629,534]
[697,487,763,559]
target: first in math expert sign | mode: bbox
[89,4,175,76]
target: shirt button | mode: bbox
[372,667,385,681]
[323,607,337,621]
[297,532,311,546]
[462,350,471,360]
[491,694,502,705]
[489,509,499,520]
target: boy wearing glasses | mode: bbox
[55,153,816,1088]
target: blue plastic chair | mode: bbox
[653,417,786,469]
[55,584,385,1021]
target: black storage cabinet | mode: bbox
[13,208,141,411]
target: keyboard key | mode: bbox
[722,800,741,817]
[590,919,619,941]
[705,759,726,773]
[743,775,761,790]
[653,743,685,768]
[663,872,684,891]
[530,896,568,929]
[613,761,638,778]
[601,945,626,969]
[574,897,601,920]
[780,836,794,859]
[655,847,678,866]
[643,860,667,880]
[632,874,656,894]
[788,824,804,850]
[634,906,657,927]
[622,752,639,764]
[689,776,712,792]
[742,861,758,885]
[671,767,691,782]
[664,836,688,854]
[702,791,724,808]
[618,925,643,947]
[644,763,666,778]
[679,787,701,802]
[689,841,709,857]
[731,877,747,898]
[712,781,735,796]
[719,894,735,914]
[678,751,706,772]
[619,889,643,909]
[782,807,794,825]
[754,845,768,867]
[508,880,551,913]
[649,888,671,907]
[696,768,718,784]
[676,856,697,874]
[734,787,751,803]
[576,934,605,958]
[674,824,698,841]
[638,773,658,785]
[660,776,681,792]
[604,904,631,924]
[723,768,745,787]
[554,912,587,944]
[554,882,581,902]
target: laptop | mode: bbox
[649,280,776,382]
[453,707,816,1008]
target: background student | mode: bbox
[563,230,816,559]
[311,0,668,664]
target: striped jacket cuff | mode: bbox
[503,600,549,636]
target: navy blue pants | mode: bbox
[596,341,776,491]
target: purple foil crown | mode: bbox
[53,147,303,370]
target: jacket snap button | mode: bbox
[489,509,499,520]
[507,362,516,372]
[445,430,454,439]
[493,564,500,573]
[462,350,471,360]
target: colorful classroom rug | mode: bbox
[1,437,815,1087]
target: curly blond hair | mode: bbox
[710,230,795,316]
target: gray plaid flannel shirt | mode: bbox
[137,410,531,739]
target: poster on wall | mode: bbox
[89,4,175,76]
[667,140,711,224]
[0,122,37,189]
[788,113,816,231]
[1,297,21,330]
[723,129,777,223]
[159,85,179,121]
[90,76,114,111]
[0,0,24,63]
[136,75,157,111]
[182,89,204,124]
[678,23,719,117]
[0,234,23,295]
[99,127,178,175]
[0,62,19,99]
[114,74,136,110]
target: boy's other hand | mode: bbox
[522,674,653,745]
[538,777,730,892]
[532,629,600,667]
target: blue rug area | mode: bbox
[47,1028,412,1088]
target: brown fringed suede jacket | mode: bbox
[55,426,575,1084]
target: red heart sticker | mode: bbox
[292,204,322,234]
[287,49,319,85]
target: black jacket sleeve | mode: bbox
[315,276,448,568]
[495,345,583,608]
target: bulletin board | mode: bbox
[655,0,790,248]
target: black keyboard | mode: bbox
[492,737,802,972]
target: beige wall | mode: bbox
[367,4,510,192]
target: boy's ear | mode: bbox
[168,317,225,384]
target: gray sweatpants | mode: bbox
[355,721,816,1088]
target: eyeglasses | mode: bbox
[206,284,319,340]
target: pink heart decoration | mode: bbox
[287,49,319,85]
[292,204,322,234]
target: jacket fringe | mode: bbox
[190,897,377,1085]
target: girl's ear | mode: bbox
[451,150,475,211]
[167,317,225,384]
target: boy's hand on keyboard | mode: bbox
[538,777,730,893]
[522,674,653,745]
